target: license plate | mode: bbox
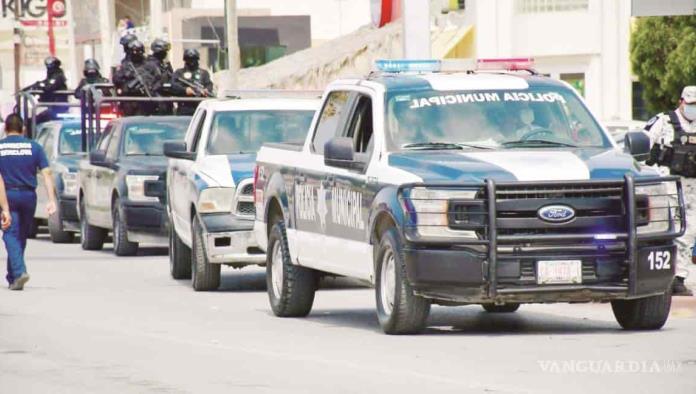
[537,260,582,284]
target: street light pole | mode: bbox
[13,0,22,92]
[225,0,240,89]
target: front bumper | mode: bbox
[122,200,168,244]
[199,213,266,265]
[400,175,686,304]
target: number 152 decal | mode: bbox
[648,250,672,270]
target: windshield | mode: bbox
[123,121,189,156]
[58,126,84,155]
[386,87,610,151]
[207,110,314,154]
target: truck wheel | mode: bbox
[169,227,191,279]
[611,291,672,330]
[191,216,220,291]
[482,303,520,313]
[375,227,431,335]
[112,200,138,256]
[266,221,317,317]
[80,198,106,251]
[48,211,74,243]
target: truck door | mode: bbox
[322,93,376,281]
[293,90,354,268]
[84,127,112,227]
[98,125,122,227]
[171,109,206,245]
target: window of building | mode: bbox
[516,0,589,13]
[560,73,586,97]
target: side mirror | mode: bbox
[89,150,108,166]
[164,141,195,160]
[624,131,651,161]
[324,137,364,171]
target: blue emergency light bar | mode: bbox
[374,58,534,73]
[56,112,81,119]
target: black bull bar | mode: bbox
[398,174,686,299]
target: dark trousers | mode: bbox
[4,189,37,284]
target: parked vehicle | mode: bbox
[158,97,318,290]
[33,120,85,243]
[77,116,191,255]
[254,60,686,334]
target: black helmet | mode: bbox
[44,56,61,72]
[183,48,199,68]
[83,58,100,77]
[150,38,170,58]
[128,40,145,61]
[120,33,137,49]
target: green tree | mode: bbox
[631,16,696,116]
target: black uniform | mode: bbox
[75,59,110,101]
[24,57,69,126]
[171,49,214,116]
[112,40,158,116]
[146,39,175,115]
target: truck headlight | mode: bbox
[61,171,78,197]
[126,175,159,202]
[403,187,481,238]
[636,182,679,234]
[198,187,235,213]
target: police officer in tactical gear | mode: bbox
[23,56,69,128]
[119,33,138,65]
[171,48,214,115]
[644,85,696,296]
[112,40,158,116]
[146,38,175,115]
[74,59,110,101]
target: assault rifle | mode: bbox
[127,63,152,97]
[175,76,216,97]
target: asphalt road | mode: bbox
[1,235,696,394]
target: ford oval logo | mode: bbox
[538,205,576,223]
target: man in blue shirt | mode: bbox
[0,114,56,290]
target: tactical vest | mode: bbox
[667,111,696,177]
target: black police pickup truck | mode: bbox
[254,60,687,334]
[34,120,84,243]
[77,116,190,255]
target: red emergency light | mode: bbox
[476,58,535,71]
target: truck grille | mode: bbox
[494,182,626,239]
[235,179,255,217]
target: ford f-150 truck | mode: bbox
[158,97,318,291]
[254,60,686,335]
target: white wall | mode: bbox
[191,0,372,44]
[468,0,632,121]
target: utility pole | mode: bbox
[13,0,22,92]
[225,0,240,89]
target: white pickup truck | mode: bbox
[157,97,318,290]
[254,60,685,334]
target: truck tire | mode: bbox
[266,221,317,317]
[48,211,74,243]
[191,215,220,291]
[169,227,191,279]
[375,227,431,335]
[112,200,138,256]
[482,303,520,313]
[611,291,672,330]
[80,198,106,250]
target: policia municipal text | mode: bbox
[0,114,56,290]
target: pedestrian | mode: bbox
[644,85,696,296]
[0,113,56,291]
